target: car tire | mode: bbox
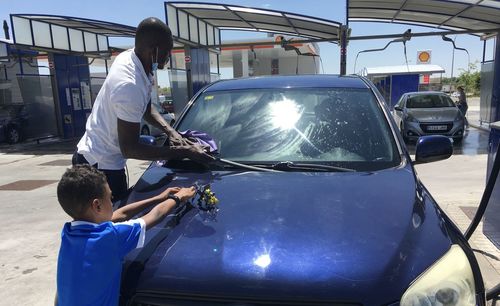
[454,137,463,144]
[141,125,150,136]
[6,125,21,144]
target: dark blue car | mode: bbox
[120,75,485,305]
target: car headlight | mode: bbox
[400,245,476,306]
[406,114,419,123]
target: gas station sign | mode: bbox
[417,50,432,64]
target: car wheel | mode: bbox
[6,125,21,144]
[141,125,150,136]
[454,137,463,144]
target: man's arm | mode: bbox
[143,102,174,133]
[117,118,213,162]
[143,102,188,146]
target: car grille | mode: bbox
[419,122,453,133]
[130,294,362,306]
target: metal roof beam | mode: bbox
[281,13,301,36]
[222,5,258,31]
[65,17,134,36]
[349,27,500,41]
[391,0,410,22]
[202,17,338,37]
[438,0,484,28]
[204,26,500,49]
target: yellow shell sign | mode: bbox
[417,50,431,64]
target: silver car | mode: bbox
[393,91,465,143]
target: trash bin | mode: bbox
[484,121,500,247]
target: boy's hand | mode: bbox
[157,187,181,201]
[141,186,198,230]
[175,186,197,202]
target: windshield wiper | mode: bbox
[214,159,354,172]
[271,161,355,172]
[216,158,280,172]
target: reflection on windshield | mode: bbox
[269,97,302,130]
[407,94,455,108]
[178,88,400,171]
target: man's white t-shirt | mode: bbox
[77,49,152,170]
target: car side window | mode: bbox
[395,96,405,109]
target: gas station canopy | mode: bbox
[348,0,500,36]
[165,1,341,47]
[10,14,136,56]
[361,64,445,77]
[0,39,10,62]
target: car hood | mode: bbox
[122,166,452,305]
[408,107,459,122]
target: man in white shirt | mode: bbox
[73,17,213,201]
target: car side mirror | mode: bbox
[138,135,156,146]
[414,135,452,165]
[394,106,403,111]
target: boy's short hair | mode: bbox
[57,164,108,219]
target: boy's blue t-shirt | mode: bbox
[57,219,146,306]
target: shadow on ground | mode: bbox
[0,137,79,155]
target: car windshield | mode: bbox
[177,87,401,171]
[406,94,455,108]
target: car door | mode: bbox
[393,95,406,127]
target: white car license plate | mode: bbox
[427,125,447,131]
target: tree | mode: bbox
[456,61,481,96]
[441,77,458,85]
[158,87,172,96]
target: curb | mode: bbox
[469,122,491,133]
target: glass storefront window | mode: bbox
[210,52,219,74]
[168,69,189,117]
[171,51,186,70]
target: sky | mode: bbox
[1,0,497,86]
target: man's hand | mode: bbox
[169,132,194,147]
[156,187,181,201]
[185,143,216,163]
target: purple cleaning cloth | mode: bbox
[179,130,218,153]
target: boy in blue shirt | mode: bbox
[55,164,195,306]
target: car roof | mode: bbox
[204,75,370,92]
[404,91,448,96]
